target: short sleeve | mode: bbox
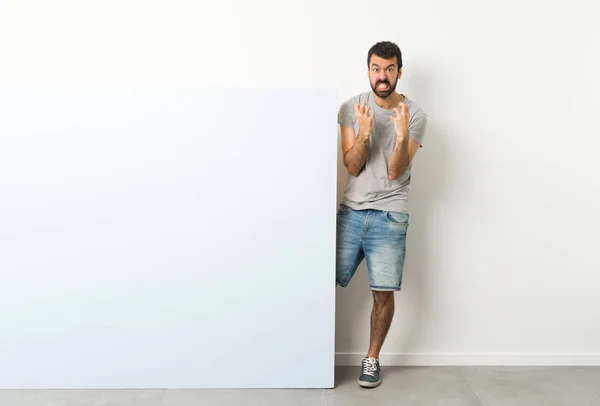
[337,99,355,128]
[409,113,427,147]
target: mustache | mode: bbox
[375,80,390,86]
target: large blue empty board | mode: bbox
[0,86,337,388]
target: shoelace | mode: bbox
[362,357,378,377]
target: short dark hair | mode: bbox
[368,41,403,68]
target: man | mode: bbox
[336,41,427,388]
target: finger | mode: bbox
[355,104,362,116]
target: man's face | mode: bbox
[368,54,401,99]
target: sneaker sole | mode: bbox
[358,378,381,388]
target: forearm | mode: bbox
[387,136,409,180]
[344,133,370,177]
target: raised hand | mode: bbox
[390,102,410,139]
[355,102,374,139]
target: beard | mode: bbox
[371,78,397,98]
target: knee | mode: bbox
[373,290,394,306]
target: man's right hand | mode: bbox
[355,103,374,140]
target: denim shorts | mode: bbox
[336,204,409,291]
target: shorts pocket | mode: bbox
[385,211,409,225]
[337,204,350,215]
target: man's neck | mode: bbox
[372,92,405,110]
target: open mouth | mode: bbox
[377,83,390,91]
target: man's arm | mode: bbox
[387,138,421,180]
[341,103,374,177]
[388,102,422,180]
[342,126,370,177]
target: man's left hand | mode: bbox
[390,102,410,139]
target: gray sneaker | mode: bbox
[358,357,381,388]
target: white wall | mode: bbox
[1,0,599,369]
[332,1,600,365]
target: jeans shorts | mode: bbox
[336,204,409,291]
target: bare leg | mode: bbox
[366,290,395,359]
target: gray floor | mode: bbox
[1,366,600,406]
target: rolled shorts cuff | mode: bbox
[369,285,401,291]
